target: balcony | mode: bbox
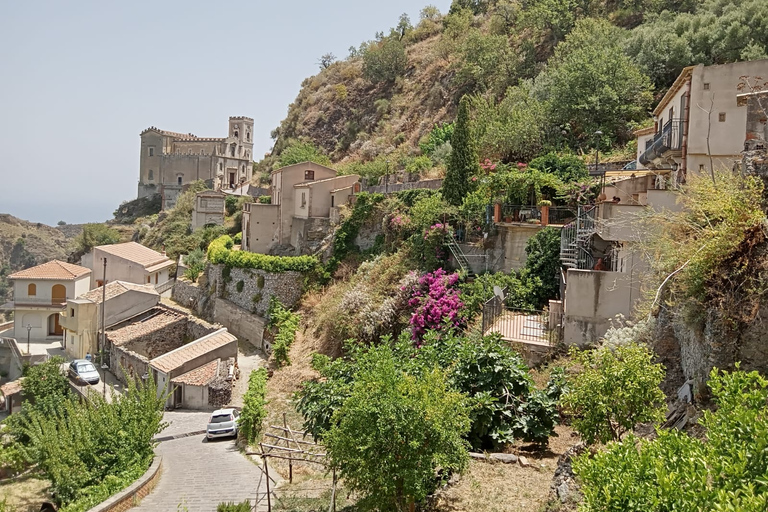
[639,118,684,167]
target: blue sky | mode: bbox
[0,0,452,225]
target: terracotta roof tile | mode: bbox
[96,242,172,269]
[150,328,236,374]
[171,359,220,386]
[8,260,91,281]
[78,281,158,303]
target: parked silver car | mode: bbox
[68,359,100,385]
[206,408,239,440]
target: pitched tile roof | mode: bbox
[78,281,159,304]
[150,328,236,374]
[171,359,220,386]
[96,242,172,269]
[8,260,91,281]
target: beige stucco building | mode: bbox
[637,59,768,178]
[561,173,680,346]
[137,117,254,210]
[191,190,226,229]
[2,260,91,345]
[82,242,174,291]
[60,281,160,360]
[242,161,360,254]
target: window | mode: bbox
[177,176,183,185]
[70,308,75,317]
[148,169,154,180]
[28,283,36,296]
[703,83,710,90]
[331,195,335,207]
[96,280,104,287]
[230,143,237,156]
[155,273,159,284]
[246,131,250,141]
[147,276,151,284]
[301,192,306,208]
[719,112,726,122]
[148,147,154,156]
[219,162,223,171]
[699,164,705,172]
[304,170,315,180]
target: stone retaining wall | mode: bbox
[84,456,162,512]
[208,264,303,316]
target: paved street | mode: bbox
[133,411,266,511]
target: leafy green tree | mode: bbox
[627,2,768,90]
[20,376,166,507]
[562,343,665,444]
[419,122,455,156]
[574,367,768,512]
[324,345,469,510]
[534,18,653,146]
[238,368,268,444]
[528,152,588,183]
[444,96,479,207]
[449,0,490,15]
[183,248,206,282]
[472,84,549,163]
[454,29,515,95]
[520,226,563,308]
[278,139,331,167]
[362,36,408,84]
[18,356,71,418]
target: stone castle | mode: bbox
[137,116,254,209]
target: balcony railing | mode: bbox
[639,118,684,166]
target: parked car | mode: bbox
[206,408,239,440]
[68,359,100,385]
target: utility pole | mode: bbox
[26,324,31,355]
[100,258,107,396]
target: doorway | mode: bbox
[48,313,63,336]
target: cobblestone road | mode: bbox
[134,411,266,512]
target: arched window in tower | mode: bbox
[219,162,223,171]
[177,175,183,185]
[148,169,154,181]
[246,130,250,141]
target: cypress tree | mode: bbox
[444,95,479,207]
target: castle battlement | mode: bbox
[229,116,254,121]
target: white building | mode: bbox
[83,242,174,291]
[3,260,91,344]
[637,59,768,178]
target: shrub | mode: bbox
[362,36,407,83]
[268,298,300,367]
[419,122,455,156]
[562,343,666,444]
[70,224,121,262]
[574,367,768,512]
[278,139,331,167]
[257,195,271,204]
[520,226,562,308]
[325,192,384,276]
[408,269,465,343]
[238,368,268,445]
[183,248,206,283]
[216,502,252,512]
[235,280,244,293]
[208,235,318,273]
[324,345,469,510]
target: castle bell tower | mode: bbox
[229,116,254,161]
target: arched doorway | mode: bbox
[51,284,66,303]
[48,313,63,336]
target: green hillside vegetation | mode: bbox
[258,0,767,184]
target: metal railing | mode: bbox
[639,118,684,166]
[559,204,597,270]
[155,279,176,294]
[500,205,540,223]
[548,207,577,225]
[482,295,562,346]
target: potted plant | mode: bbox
[538,199,552,226]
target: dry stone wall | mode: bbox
[208,264,303,316]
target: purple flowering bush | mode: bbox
[409,269,466,344]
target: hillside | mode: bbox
[260,0,768,182]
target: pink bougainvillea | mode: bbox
[480,159,497,172]
[408,269,465,345]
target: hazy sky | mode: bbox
[0,0,452,226]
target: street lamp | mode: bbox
[26,324,32,355]
[594,130,603,172]
[385,160,390,194]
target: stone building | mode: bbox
[137,116,254,210]
[191,190,226,229]
[82,242,174,291]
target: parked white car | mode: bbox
[206,408,239,440]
